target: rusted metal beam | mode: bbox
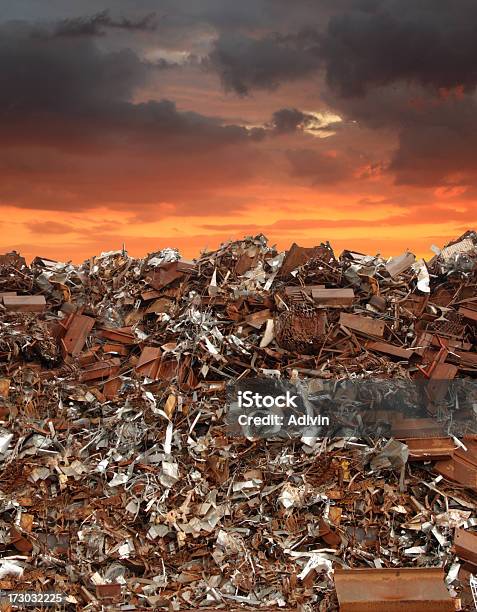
[334,567,457,611]
[61,313,95,356]
[402,437,455,461]
[3,295,46,312]
[312,288,355,307]
[339,312,385,337]
[365,340,414,359]
[454,528,477,568]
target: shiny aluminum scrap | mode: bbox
[470,575,477,609]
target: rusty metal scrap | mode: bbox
[334,568,457,611]
[0,232,476,609]
[402,437,455,461]
[454,528,477,569]
[339,312,385,337]
[2,294,46,312]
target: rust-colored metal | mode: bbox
[0,378,9,398]
[454,528,477,568]
[278,243,332,277]
[402,437,455,461]
[339,312,385,338]
[3,295,46,312]
[391,417,445,439]
[80,358,121,382]
[334,567,456,611]
[96,583,122,601]
[145,259,195,290]
[312,287,354,307]
[284,285,324,303]
[135,346,162,379]
[103,343,129,356]
[61,313,95,356]
[275,305,326,354]
[458,305,477,323]
[435,438,477,490]
[365,340,414,359]
[99,326,136,345]
[245,309,271,329]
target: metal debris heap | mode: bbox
[1,232,477,609]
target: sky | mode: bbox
[0,0,476,262]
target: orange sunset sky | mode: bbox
[0,0,476,262]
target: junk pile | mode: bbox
[1,232,477,609]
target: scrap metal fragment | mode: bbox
[334,568,457,611]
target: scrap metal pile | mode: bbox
[1,232,477,609]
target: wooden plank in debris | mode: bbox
[311,288,354,307]
[135,347,162,379]
[62,314,95,356]
[385,251,416,278]
[3,295,46,312]
[339,312,385,337]
[365,340,414,359]
[334,567,456,611]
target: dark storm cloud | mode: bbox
[316,0,477,189]
[321,0,477,98]
[389,95,477,186]
[207,30,320,95]
[205,0,477,99]
[0,21,150,114]
[270,108,317,133]
[0,0,350,54]
[0,20,265,145]
[0,19,269,211]
[50,10,158,37]
[322,80,477,187]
